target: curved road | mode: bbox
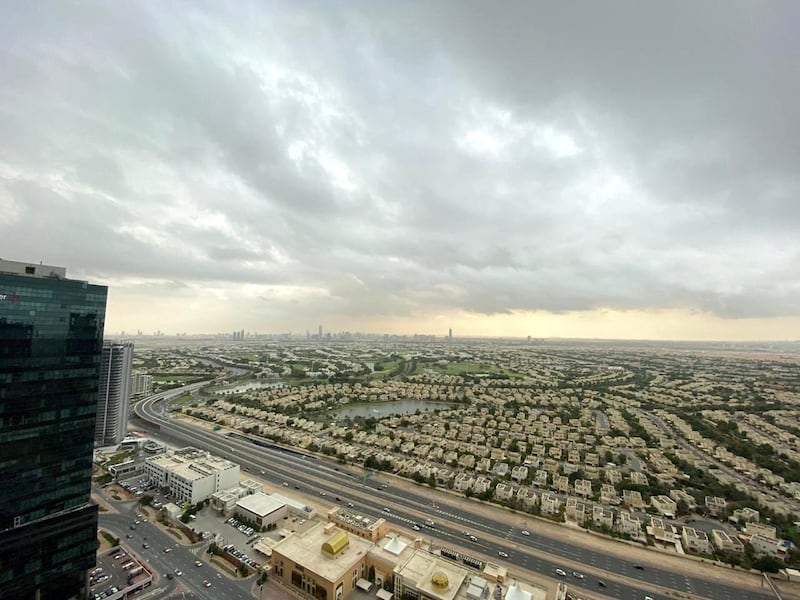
[134,385,790,600]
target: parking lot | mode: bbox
[116,476,315,572]
[89,547,151,600]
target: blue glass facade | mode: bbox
[0,270,107,599]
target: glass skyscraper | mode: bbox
[0,259,108,600]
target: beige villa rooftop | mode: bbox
[272,522,373,582]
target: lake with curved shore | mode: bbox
[334,400,459,419]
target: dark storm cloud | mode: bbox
[1,0,798,324]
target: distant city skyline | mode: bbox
[1,3,799,341]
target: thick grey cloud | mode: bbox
[1,0,798,329]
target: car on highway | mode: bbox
[521,530,530,536]
[195,560,203,567]
[554,569,567,577]
[163,546,171,553]
[347,502,354,508]
[644,596,654,600]
[468,535,478,542]
[572,571,584,579]
[424,519,435,527]
[412,524,421,531]
[383,507,390,513]
[597,580,606,588]
[203,580,211,588]
[142,543,150,549]
[634,564,644,570]
[320,491,327,496]
[174,569,182,577]
[498,551,509,558]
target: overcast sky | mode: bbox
[1,2,799,340]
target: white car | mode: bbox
[555,568,567,577]
[572,571,584,579]
[521,530,530,536]
[498,551,509,558]
[174,569,182,577]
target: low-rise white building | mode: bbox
[750,534,785,559]
[651,495,677,518]
[681,527,711,555]
[617,511,643,538]
[144,447,240,504]
[235,493,287,528]
[711,529,745,555]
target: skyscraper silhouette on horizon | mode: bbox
[0,259,108,599]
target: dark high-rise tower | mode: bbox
[0,259,108,600]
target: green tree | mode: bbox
[753,555,783,573]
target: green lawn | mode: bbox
[373,359,400,371]
[414,361,520,378]
[169,393,195,405]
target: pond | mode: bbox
[334,400,459,419]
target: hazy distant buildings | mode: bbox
[232,329,245,341]
[95,340,134,446]
[0,259,107,600]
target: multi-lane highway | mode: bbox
[133,387,791,600]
